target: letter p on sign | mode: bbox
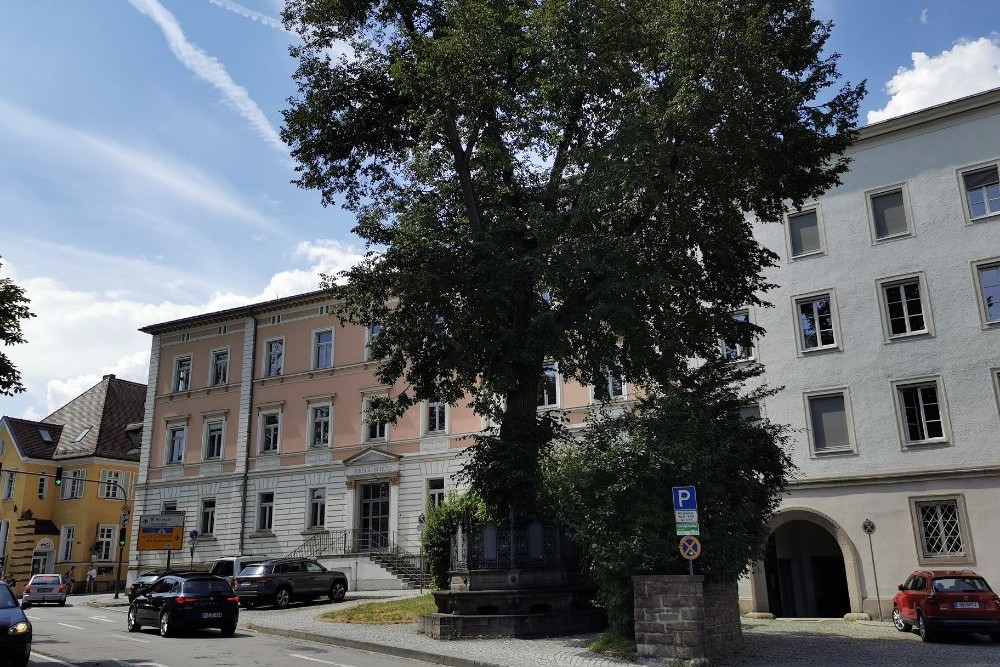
[672,486,697,511]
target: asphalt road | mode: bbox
[23,598,438,667]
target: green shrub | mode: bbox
[421,489,489,590]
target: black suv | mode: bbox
[234,558,348,609]
[127,573,239,637]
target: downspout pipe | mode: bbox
[238,312,258,555]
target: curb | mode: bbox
[246,622,508,667]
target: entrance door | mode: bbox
[765,519,850,617]
[31,551,50,576]
[359,482,390,551]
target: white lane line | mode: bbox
[114,633,152,643]
[26,614,41,620]
[289,653,357,667]
[57,622,85,630]
[30,651,79,666]
[89,615,116,623]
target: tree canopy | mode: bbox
[0,259,34,396]
[282,0,863,512]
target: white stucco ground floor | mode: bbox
[738,465,1000,619]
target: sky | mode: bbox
[1,1,999,421]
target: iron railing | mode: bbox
[451,521,563,570]
[284,529,428,586]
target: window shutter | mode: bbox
[99,470,109,498]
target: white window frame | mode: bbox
[972,256,1000,327]
[62,469,85,500]
[259,411,282,454]
[257,492,274,532]
[537,362,561,409]
[313,328,335,370]
[98,469,125,500]
[866,183,914,243]
[791,289,841,355]
[162,500,178,513]
[427,478,446,508]
[95,525,115,561]
[876,272,933,341]
[720,308,754,362]
[200,498,216,535]
[37,473,48,499]
[263,337,285,378]
[309,404,332,448]
[891,375,951,448]
[362,396,388,443]
[802,387,857,456]
[957,160,1000,224]
[784,205,826,260]
[424,400,449,436]
[909,494,975,565]
[59,525,75,562]
[2,470,15,500]
[993,368,1000,425]
[364,323,382,362]
[166,424,186,464]
[173,355,192,393]
[203,419,225,460]
[209,347,230,386]
[307,487,326,529]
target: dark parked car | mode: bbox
[0,582,31,667]
[234,558,348,609]
[892,569,1000,642]
[127,573,239,637]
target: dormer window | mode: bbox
[39,428,53,442]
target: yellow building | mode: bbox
[0,374,143,595]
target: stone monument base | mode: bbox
[418,608,606,639]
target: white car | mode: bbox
[22,574,67,606]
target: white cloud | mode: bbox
[868,36,1000,123]
[127,0,286,153]
[919,9,928,24]
[205,0,292,34]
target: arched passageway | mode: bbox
[764,519,851,618]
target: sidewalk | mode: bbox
[88,590,627,666]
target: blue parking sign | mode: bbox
[672,486,697,511]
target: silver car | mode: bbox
[22,574,67,606]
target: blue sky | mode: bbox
[1,0,998,420]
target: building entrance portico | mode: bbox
[343,448,401,550]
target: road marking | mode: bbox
[289,653,357,667]
[30,651,79,666]
[26,614,41,620]
[89,615,116,623]
[57,622,85,630]
[114,633,152,643]
[115,661,170,667]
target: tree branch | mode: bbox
[444,115,483,241]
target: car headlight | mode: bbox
[9,621,30,635]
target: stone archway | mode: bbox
[749,508,863,617]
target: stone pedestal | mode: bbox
[633,575,742,666]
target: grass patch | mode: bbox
[589,631,636,660]
[320,594,437,624]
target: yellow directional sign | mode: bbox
[679,535,702,560]
[137,514,185,551]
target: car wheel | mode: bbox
[329,581,347,603]
[220,621,237,637]
[989,632,1000,644]
[127,606,141,632]
[273,587,292,609]
[159,611,173,638]
[917,612,934,643]
[891,605,911,632]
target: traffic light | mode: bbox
[54,466,63,486]
[119,537,126,547]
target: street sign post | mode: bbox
[862,518,882,621]
[136,514,184,551]
[672,486,700,536]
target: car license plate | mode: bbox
[36,588,52,593]
[954,601,980,609]
[201,612,223,619]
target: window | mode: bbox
[204,420,224,459]
[878,275,930,338]
[167,425,186,464]
[310,406,331,448]
[363,398,387,442]
[427,401,447,434]
[427,478,445,508]
[721,310,753,361]
[264,339,284,377]
[211,349,229,386]
[260,412,281,453]
[162,500,178,513]
[174,356,192,392]
[365,323,382,361]
[257,492,274,531]
[200,498,216,535]
[99,470,125,499]
[914,498,967,559]
[868,186,912,241]
[73,427,91,443]
[739,404,762,421]
[60,525,75,562]
[794,292,839,352]
[37,473,48,499]
[62,470,85,499]
[314,330,334,369]
[308,488,326,528]
[538,363,559,408]
[787,208,824,258]
[804,390,854,454]
[2,471,14,500]
[974,260,1000,325]
[961,164,1000,220]
[95,525,115,561]
[893,378,949,446]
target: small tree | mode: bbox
[0,259,35,396]
[544,361,795,635]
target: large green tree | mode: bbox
[282,0,863,513]
[0,259,34,396]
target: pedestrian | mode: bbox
[85,564,97,594]
[65,566,76,595]
[3,573,15,589]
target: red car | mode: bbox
[892,569,1000,643]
